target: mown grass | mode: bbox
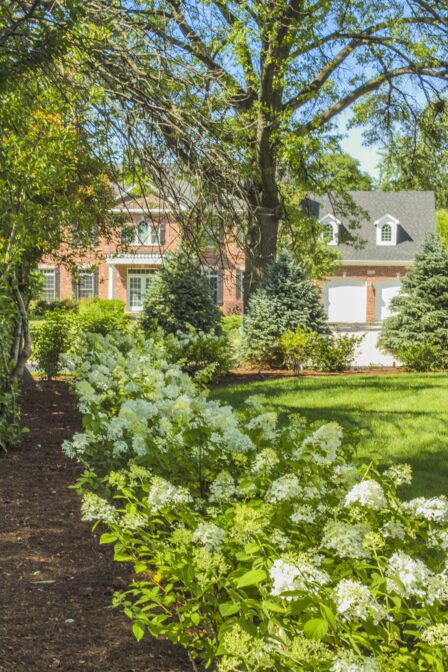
[212,373,448,498]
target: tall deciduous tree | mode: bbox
[84,0,448,301]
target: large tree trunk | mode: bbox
[243,203,281,310]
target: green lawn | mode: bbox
[212,373,448,498]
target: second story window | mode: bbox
[134,220,166,246]
[375,214,399,246]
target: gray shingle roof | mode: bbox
[303,191,436,262]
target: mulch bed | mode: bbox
[0,380,190,672]
[213,366,408,387]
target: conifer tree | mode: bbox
[242,254,330,366]
[379,235,448,364]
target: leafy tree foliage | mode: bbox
[242,254,330,366]
[141,252,222,336]
[378,101,448,209]
[379,235,448,367]
[87,0,448,302]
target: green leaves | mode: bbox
[303,618,329,640]
[235,569,267,588]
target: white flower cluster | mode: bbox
[251,448,279,476]
[266,474,300,503]
[147,476,192,512]
[209,471,237,503]
[384,463,412,486]
[247,411,279,442]
[193,522,225,551]
[291,504,327,524]
[402,496,448,524]
[270,555,330,599]
[335,579,387,624]
[321,521,370,559]
[386,551,448,604]
[331,650,379,672]
[421,623,448,648]
[344,480,387,511]
[297,422,342,464]
[81,492,117,524]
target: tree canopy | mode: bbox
[81,0,448,300]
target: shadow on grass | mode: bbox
[212,374,448,497]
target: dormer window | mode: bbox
[319,213,340,246]
[375,214,399,246]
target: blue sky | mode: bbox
[338,112,382,180]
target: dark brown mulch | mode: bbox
[0,381,190,672]
[213,366,407,387]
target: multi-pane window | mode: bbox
[205,268,223,305]
[73,270,98,299]
[133,221,165,245]
[127,269,155,311]
[381,224,392,242]
[322,223,334,241]
[41,268,58,301]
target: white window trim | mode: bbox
[319,213,340,246]
[41,267,57,301]
[375,213,399,246]
[131,220,163,246]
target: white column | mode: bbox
[108,264,115,299]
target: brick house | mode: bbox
[40,188,435,364]
[40,185,246,315]
[304,191,436,365]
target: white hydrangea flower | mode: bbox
[386,551,430,599]
[62,432,90,458]
[247,412,279,442]
[344,480,387,510]
[209,471,237,503]
[331,650,379,672]
[251,448,279,475]
[402,497,448,524]
[266,474,300,503]
[335,579,387,624]
[147,477,192,512]
[426,572,448,605]
[81,492,117,524]
[298,422,342,464]
[193,522,225,550]
[290,504,317,524]
[384,463,412,486]
[421,623,448,647]
[270,556,330,599]
[428,529,448,551]
[321,521,370,559]
[270,529,291,550]
[332,464,360,486]
[382,519,406,540]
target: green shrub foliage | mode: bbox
[32,310,74,379]
[141,252,222,336]
[280,328,362,373]
[77,298,130,336]
[163,326,233,383]
[379,235,448,369]
[65,332,448,671]
[242,254,330,366]
[397,343,446,372]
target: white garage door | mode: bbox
[376,280,401,321]
[324,281,367,323]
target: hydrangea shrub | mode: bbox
[66,333,448,671]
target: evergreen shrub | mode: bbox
[242,254,330,367]
[141,252,222,336]
[31,310,74,378]
[379,235,448,370]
